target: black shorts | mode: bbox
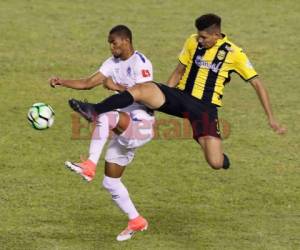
[154,83,221,140]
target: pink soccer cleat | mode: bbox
[64,159,96,182]
[116,216,148,241]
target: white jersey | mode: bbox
[99,51,153,113]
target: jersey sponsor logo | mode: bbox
[195,55,202,66]
[141,69,151,77]
[195,56,222,73]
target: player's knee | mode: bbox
[207,154,230,170]
[207,159,223,170]
[102,111,119,129]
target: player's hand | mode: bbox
[268,118,286,135]
[103,77,127,92]
[49,76,62,88]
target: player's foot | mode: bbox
[68,99,96,122]
[64,159,96,182]
[116,216,148,241]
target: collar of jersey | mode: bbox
[215,33,228,47]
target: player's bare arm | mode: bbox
[166,62,186,87]
[49,71,106,90]
[249,77,286,134]
[103,77,127,92]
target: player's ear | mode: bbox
[213,32,219,39]
[123,37,131,44]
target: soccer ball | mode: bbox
[27,103,55,130]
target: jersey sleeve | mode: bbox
[134,56,153,83]
[233,49,258,81]
[99,57,113,77]
[178,36,193,66]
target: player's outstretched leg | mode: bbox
[65,112,122,182]
[68,91,134,122]
[64,114,109,181]
[69,82,165,121]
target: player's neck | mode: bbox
[120,47,135,60]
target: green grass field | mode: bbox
[1,0,300,249]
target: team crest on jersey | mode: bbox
[217,50,226,61]
[127,66,132,77]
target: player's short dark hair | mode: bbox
[195,13,221,31]
[109,25,132,43]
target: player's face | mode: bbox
[197,30,219,49]
[108,34,128,58]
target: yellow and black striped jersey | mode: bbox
[177,34,258,106]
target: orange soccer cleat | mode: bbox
[116,216,148,241]
[64,159,96,182]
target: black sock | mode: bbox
[223,154,230,169]
[93,91,134,114]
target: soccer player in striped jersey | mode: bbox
[69,14,285,170]
[49,25,154,241]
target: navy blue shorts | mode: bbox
[154,83,221,140]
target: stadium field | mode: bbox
[0,0,299,249]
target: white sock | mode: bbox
[102,175,139,220]
[88,112,119,164]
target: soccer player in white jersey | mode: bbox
[49,25,154,241]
